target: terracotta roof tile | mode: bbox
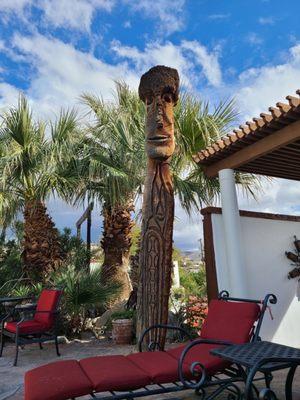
[194,89,300,165]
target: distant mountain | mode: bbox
[182,250,202,262]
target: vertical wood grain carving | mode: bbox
[137,66,179,349]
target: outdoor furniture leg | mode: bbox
[55,334,60,356]
[14,334,19,366]
[264,372,273,388]
[285,365,297,400]
[0,330,4,356]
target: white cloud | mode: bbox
[235,44,300,119]
[258,16,275,25]
[4,33,139,118]
[0,0,32,13]
[246,32,263,45]
[111,39,222,87]
[0,82,21,110]
[39,0,114,32]
[208,13,230,20]
[0,0,33,23]
[123,20,131,28]
[181,40,222,87]
[0,0,114,31]
[122,0,186,36]
[230,43,300,228]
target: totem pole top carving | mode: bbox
[138,65,179,161]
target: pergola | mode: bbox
[194,90,300,297]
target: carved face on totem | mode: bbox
[139,65,179,161]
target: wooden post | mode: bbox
[75,202,94,265]
[137,66,179,349]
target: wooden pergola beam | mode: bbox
[204,119,300,177]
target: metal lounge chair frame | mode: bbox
[0,288,63,366]
[24,291,277,400]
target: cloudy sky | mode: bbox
[1,0,300,250]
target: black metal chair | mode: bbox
[0,288,63,366]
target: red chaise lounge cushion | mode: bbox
[127,351,191,384]
[24,360,93,400]
[167,343,230,375]
[79,355,152,392]
[200,299,261,344]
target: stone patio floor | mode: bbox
[0,337,300,400]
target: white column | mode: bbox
[172,261,180,288]
[219,169,247,297]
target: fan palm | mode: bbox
[51,266,121,335]
[79,83,261,298]
[0,95,80,281]
[79,87,145,299]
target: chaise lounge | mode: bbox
[24,291,277,400]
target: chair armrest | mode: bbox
[178,338,233,389]
[33,310,59,314]
[14,303,37,312]
[1,313,12,328]
[138,324,193,352]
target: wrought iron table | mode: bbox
[211,341,300,400]
[0,296,35,323]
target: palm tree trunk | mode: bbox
[22,200,62,282]
[100,201,134,300]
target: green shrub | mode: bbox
[111,309,135,320]
[50,265,121,337]
[179,267,206,299]
[0,239,23,296]
[58,228,91,271]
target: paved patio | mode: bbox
[1,337,300,400]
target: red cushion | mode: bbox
[79,355,152,392]
[200,300,260,344]
[5,320,48,334]
[167,343,230,375]
[34,289,61,328]
[24,360,93,400]
[127,351,191,384]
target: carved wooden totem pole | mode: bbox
[137,65,179,349]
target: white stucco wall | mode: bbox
[211,212,300,347]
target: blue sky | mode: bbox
[1,0,300,250]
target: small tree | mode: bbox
[0,95,80,281]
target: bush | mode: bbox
[185,296,208,330]
[0,239,24,297]
[58,227,91,271]
[50,265,121,337]
[179,266,206,299]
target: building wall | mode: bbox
[210,211,300,347]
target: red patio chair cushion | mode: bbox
[127,351,191,384]
[200,299,260,344]
[167,343,230,375]
[34,289,61,328]
[5,320,48,335]
[79,355,152,392]
[24,360,93,400]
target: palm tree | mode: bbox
[0,95,80,281]
[79,87,145,299]
[80,84,261,298]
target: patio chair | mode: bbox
[0,288,63,366]
[24,291,276,400]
